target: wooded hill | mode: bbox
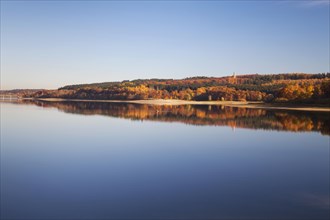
[26,73,330,103]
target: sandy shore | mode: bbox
[26,98,330,112]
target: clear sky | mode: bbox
[1,0,329,89]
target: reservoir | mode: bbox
[1,101,329,219]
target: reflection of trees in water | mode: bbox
[18,100,330,135]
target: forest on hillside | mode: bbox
[24,73,330,103]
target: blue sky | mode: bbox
[1,0,329,89]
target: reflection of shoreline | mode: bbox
[22,98,330,112]
[6,100,330,136]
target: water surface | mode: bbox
[1,101,329,219]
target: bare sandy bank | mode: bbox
[27,98,330,112]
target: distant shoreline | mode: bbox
[21,98,330,112]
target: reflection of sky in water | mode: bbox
[1,103,329,219]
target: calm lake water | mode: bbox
[1,101,329,220]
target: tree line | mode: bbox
[25,73,330,103]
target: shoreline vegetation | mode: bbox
[23,98,330,112]
[1,73,330,112]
